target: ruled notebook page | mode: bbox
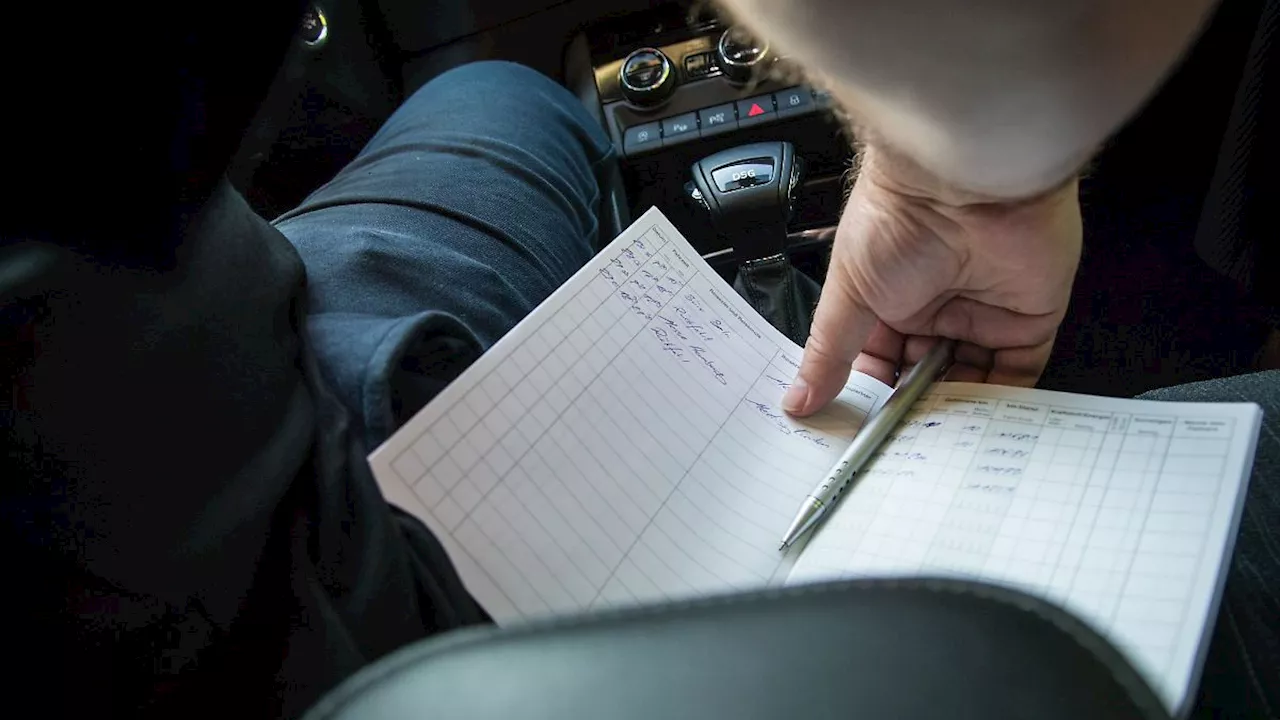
[788,383,1261,716]
[369,207,890,622]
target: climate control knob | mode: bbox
[619,48,676,107]
[717,27,771,84]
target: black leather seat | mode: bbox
[303,578,1171,720]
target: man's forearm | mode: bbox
[719,0,1217,200]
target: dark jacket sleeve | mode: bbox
[1,5,482,716]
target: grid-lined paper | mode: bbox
[370,207,890,620]
[369,207,1260,718]
[790,384,1260,716]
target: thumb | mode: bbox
[782,260,879,416]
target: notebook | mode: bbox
[369,207,1261,717]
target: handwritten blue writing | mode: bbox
[657,316,688,341]
[792,429,831,449]
[691,346,728,385]
[891,451,927,461]
[975,465,1023,477]
[747,402,830,448]
[643,295,663,309]
[675,307,714,342]
[996,431,1039,442]
[622,248,637,262]
[962,425,983,432]
[709,318,731,338]
[748,401,784,422]
[651,327,687,362]
[984,447,1030,458]
[765,374,792,390]
[619,290,636,304]
[954,440,976,449]
[683,293,705,312]
[963,483,1016,493]
[923,420,943,428]
[640,269,657,282]
[654,284,674,297]
[747,401,794,437]
[867,468,917,478]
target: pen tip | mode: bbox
[778,542,789,552]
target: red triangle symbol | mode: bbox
[747,103,766,117]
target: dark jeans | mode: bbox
[1141,375,1280,718]
[275,61,615,448]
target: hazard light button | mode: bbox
[735,94,776,128]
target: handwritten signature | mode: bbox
[690,346,728,385]
[676,306,715,342]
[866,468,917,478]
[975,465,1022,477]
[963,483,1016,493]
[746,401,830,448]
[656,315,689,341]
[996,431,1039,442]
[651,327,687,362]
[765,374,792,390]
[792,429,831,449]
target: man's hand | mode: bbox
[782,146,1082,416]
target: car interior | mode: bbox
[231,0,1278,402]
[211,1,1274,716]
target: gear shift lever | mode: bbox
[687,141,802,263]
[687,141,819,344]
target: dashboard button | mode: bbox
[775,87,815,118]
[735,94,776,128]
[660,112,699,143]
[711,159,776,193]
[623,121,662,154]
[698,103,737,137]
[683,51,720,78]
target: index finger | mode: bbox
[782,262,879,416]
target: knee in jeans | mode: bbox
[418,60,561,103]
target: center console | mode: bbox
[567,2,853,277]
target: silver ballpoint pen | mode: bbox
[779,338,957,550]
